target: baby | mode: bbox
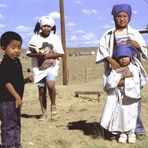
[29,42,56,70]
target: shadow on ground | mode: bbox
[21,113,41,119]
[67,120,117,140]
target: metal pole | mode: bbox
[59,0,68,85]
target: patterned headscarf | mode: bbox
[111,4,132,20]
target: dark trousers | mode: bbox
[0,101,21,148]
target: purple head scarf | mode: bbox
[111,4,132,20]
[114,44,136,59]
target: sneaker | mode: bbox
[128,132,136,143]
[118,133,127,143]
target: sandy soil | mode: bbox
[1,54,148,148]
[21,72,148,148]
[21,79,105,148]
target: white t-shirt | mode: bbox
[26,33,64,83]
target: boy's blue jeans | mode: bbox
[0,101,21,148]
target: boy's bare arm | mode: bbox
[5,83,22,108]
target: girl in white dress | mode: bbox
[100,44,148,143]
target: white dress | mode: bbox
[100,63,147,133]
[26,33,64,83]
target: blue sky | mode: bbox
[0,0,148,48]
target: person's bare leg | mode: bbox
[47,80,58,120]
[47,80,56,106]
[38,86,47,119]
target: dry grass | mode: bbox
[1,48,148,148]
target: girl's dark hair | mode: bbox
[52,25,56,34]
[0,31,22,48]
[34,22,41,34]
[33,22,56,34]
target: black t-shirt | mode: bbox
[0,55,24,102]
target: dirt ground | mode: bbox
[1,54,148,148]
[21,79,148,148]
[21,79,105,148]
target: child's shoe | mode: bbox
[38,113,47,121]
[51,111,59,121]
[51,106,59,121]
[128,132,136,143]
[118,133,127,143]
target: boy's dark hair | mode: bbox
[0,31,22,48]
[34,22,56,34]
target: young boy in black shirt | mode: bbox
[0,31,32,148]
